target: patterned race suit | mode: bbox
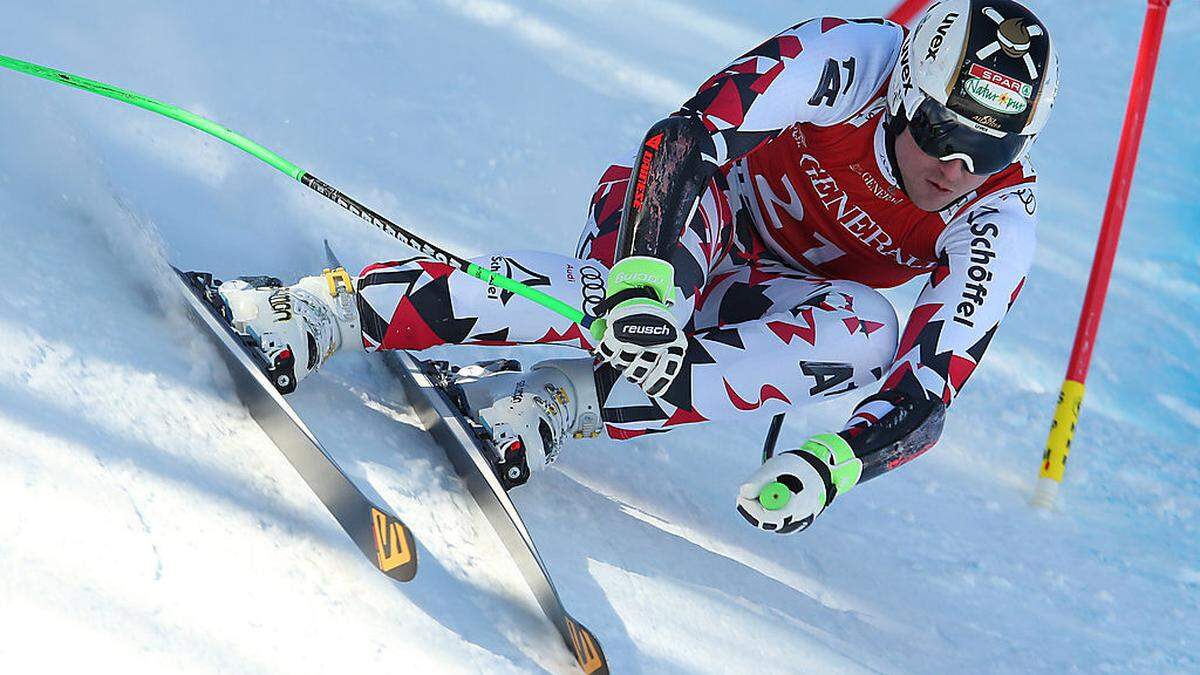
[355,17,1039,470]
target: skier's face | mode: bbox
[895,126,991,212]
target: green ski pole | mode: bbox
[0,53,593,331]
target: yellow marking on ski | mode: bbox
[371,508,412,572]
[566,618,603,674]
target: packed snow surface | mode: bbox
[1,1,1196,673]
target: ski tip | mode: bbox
[564,615,609,675]
[369,507,418,582]
[322,239,343,269]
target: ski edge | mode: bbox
[172,267,418,583]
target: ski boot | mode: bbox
[443,357,603,489]
[213,267,361,393]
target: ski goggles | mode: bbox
[907,97,1027,176]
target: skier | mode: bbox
[218,0,1058,534]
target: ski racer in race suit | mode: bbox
[221,0,1059,535]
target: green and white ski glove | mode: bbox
[590,256,687,397]
[736,433,863,534]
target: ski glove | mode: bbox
[591,256,687,397]
[736,434,863,535]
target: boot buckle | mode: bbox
[573,412,602,439]
[322,267,355,297]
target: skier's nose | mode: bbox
[938,158,968,182]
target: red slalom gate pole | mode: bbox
[887,0,930,25]
[1033,0,1173,508]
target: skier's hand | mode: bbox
[736,434,861,535]
[592,256,686,397]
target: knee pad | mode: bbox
[829,280,900,376]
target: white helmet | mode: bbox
[886,0,1059,174]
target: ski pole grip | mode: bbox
[758,481,791,511]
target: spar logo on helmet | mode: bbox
[963,62,1033,114]
[969,63,1033,97]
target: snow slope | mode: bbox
[0,1,1196,672]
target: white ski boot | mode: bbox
[217,268,361,393]
[454,357,603,486]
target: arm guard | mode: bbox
[615,115,716,262]
[839,390,946,484]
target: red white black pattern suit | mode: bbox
[355,18,1038,461]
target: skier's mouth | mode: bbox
[927,179,952,194]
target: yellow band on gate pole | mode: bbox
[1031,379,1085,508]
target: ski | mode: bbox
[172,267,418,582]
[386,351,609,675]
